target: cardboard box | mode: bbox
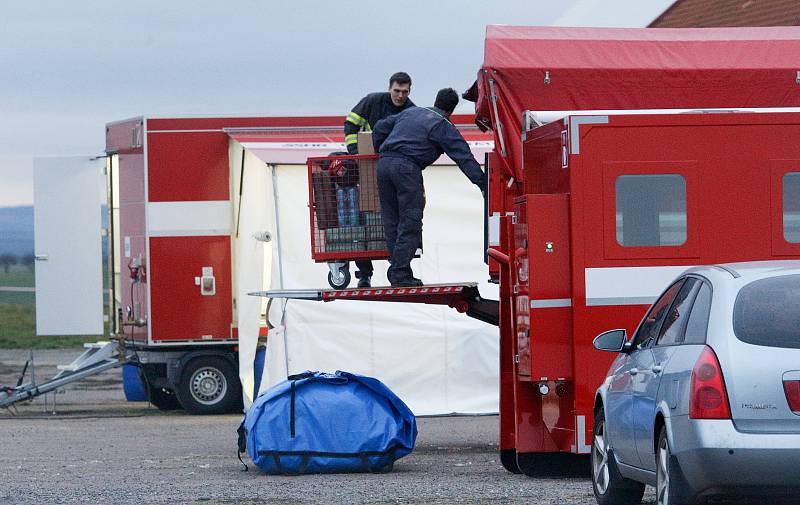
[358,161,380,212]
[357,131,374,155]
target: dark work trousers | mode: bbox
[377,156,425,282]
[355,260,373,278]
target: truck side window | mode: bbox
[656,278,699,346]
[684,282,712,344]
[615,174,687,247]
[783,172,800,243]
[633,280,684,350]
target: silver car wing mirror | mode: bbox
[593,329,628,352]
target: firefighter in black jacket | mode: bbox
[372,88,486,287]
[344,72,415,287]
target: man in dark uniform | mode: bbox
[372,88,486,287]
[344,72,415,288]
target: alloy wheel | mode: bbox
[190,367,228,405]
[592,420,610,494]
[657,436,669,505]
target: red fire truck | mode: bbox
[474,25,800,475]
[269,26,800,475]
[100,114,489,414]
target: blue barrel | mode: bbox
[253,344,266,399]
[122,363,147,401]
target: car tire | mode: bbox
[656,427,696,505]
[176,356,242,415]
[592,407,645,505]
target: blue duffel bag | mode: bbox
[238,371,417,474]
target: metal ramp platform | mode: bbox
[250,282,499,326]
[0,341,129,410]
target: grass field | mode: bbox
[0,264,34,287]
[0,265,99,349]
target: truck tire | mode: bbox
[147,385,182,411]
[176,356,242,415]
[517,452,589,478]
[500,449,521,474]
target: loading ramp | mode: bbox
[0,341,129,410]
[250,282,499,326]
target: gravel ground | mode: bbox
[0,349,658,505]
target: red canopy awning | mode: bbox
[476,25,800,178]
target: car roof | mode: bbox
[683,260,800,286]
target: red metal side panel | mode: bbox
[147,131,230,202]
[523,122,568,195]
[146,114,476,132]
[568,112,800,451]
[527,194,573,381]
[149,236,232,342]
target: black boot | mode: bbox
[390,277,423,287]
[357,275,372,288]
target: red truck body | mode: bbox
[475,26,800,473]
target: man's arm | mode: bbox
[431,122,487,191]
[372,114,397,153]
[344,95,372,154]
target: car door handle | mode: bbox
[651,365,663,374]
[629,368,639,376]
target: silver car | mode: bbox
[591,261,800,505]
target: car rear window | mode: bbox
[733,274,800,349]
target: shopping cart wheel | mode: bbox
[327,262,351,290]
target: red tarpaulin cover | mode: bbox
[476,25,800,177]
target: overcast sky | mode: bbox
[0,0,672,207]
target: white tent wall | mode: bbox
[236,145,499,415]
[231,142,273,409]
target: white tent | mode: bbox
[231,135,498,415]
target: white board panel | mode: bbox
[33,156,105,335]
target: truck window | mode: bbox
[615,174,686,247]
[783,172,800,243]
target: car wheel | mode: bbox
[656,427,696,505]
[592,407,645,505]
[176,356,242,415]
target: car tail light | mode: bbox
[689,346,731,419]
[784,380,800,413]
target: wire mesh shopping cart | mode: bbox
[307,153,389,289]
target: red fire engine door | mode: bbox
[516,194,573,381]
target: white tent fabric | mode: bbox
[232,144,273,409]
[235,141,499,415]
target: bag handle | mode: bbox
[236,424,249,472]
